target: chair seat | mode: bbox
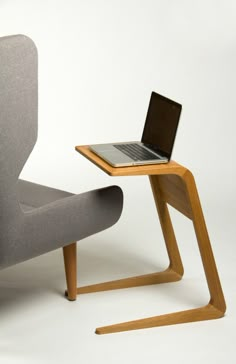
[18,179,74,211]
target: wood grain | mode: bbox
[96,304,224,334]
[77,268,181,294]
[149,175,184,275]
[156,174,193,219]
[63,242,77,301]
[74,145,226,334]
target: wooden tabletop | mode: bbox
[75,145,187,177]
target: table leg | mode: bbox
[95,171,226,334]
[76,176,183,295]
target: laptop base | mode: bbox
[90,142,168,167]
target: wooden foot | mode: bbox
[95,303,224,334]
[63,242,77,301]
[77,267,182,294]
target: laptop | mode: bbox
[89,91,182,167]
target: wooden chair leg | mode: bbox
[63,242,77,301]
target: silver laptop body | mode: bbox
[90,91,182,167]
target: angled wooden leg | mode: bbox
[76,176,183,295]
[63,242,77,301]
[183,170,226,313]
[95,171,226,334]
[149,175,184,276]
[77,268,181,294]
[96,304,223,334]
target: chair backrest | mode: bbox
[0,35,38,220]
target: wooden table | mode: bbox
[75,145,226,334]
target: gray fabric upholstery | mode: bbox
[0,35,123,270]
[17,179,74,208]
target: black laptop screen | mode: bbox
[141,92,182,159]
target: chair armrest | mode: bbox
[21,185,123,258]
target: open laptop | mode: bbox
[89,91,182,167]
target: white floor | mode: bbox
[0,197,235,364]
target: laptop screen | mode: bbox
[141,92,182,159]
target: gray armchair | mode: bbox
[0,34,123,301]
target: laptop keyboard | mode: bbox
[114,143,160,161]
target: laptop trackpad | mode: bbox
[98,150,133,164]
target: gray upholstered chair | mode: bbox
[0,34,123,301]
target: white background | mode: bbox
[0,1,235,363]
